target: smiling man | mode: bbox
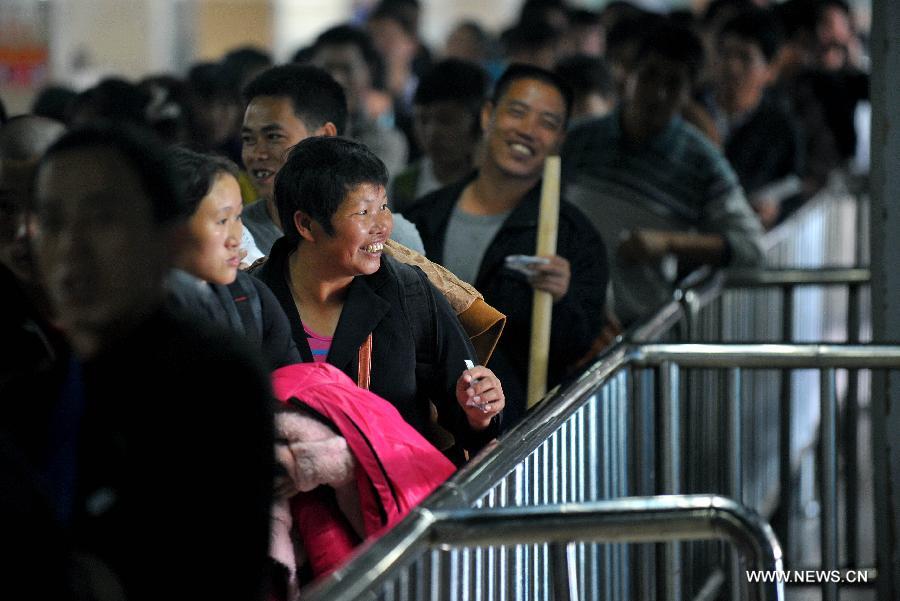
[240,65,345,255]
[240,63,424,256]
[405,64,608,427]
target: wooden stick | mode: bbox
[527,156,561,408]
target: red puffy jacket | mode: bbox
[271,363,456,577]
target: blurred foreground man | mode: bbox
[11,125,274,600]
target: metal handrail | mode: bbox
[723,267,870,288]
[303,496,785,601]
[629,343,900,368]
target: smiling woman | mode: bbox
[253,136,506,462]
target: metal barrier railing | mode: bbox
[302,343,891,601]
[629,343,895,601]
[303,496,784,601]
[677,266,872,571]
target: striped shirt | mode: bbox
[562,110,764,323]
[302,322,332,363]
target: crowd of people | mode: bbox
[0,0,869,598]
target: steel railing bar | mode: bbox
[844,284,861,567]
[629,344,900,369]
[723,268,870,288]
[820,369,839,601]
[659,362,683,601]
[779,286,794,563]
[727,367,743,601]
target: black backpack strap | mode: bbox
[227,275,264,350]
[388,258,437,381]
[392,262,437,364]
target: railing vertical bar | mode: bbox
[549,542,578,601]
[659,362,682,601]
[777,285,794,562]
[632,367,656,601]
[820,368,839,601]
[843,283,861,567]
[727,367,743,601]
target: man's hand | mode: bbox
[455,365,504,430]
[618,229,728,266]
[751,197,780,230]
[618,229,671,263]
[527,255,571,302]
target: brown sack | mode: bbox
[384,239,506,366]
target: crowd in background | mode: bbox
[0,0,870,599]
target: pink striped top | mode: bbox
[302,322,333,363]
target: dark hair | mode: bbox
[169,147,240,216]
[773,0,818,40]
[816,0,851,22]
[368,2,416,37]
[274,137,388,241]
[32,85,77,124]
[291,45,315,65]
[139,75,196,145]
[220,46,273,95]
[702,0,755,26]
[68,78,151,127]
[414,59,489,130]
[604,11,663,63]
[188,62,234,102]
[568,8,601,28]
[719,9,783,63]
[634,21,706,87]
[491,64,574,127]
[38,124,185,226]
[243,64,348,136]
[500,19,562,57]
[554,55,614,102]
[312,25,386,90]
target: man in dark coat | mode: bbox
[405,65,609,427]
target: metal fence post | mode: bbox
[820,369,839,601]
[727,368,744,601]
[843,283,861,567]
[777,285,794,562]
[659,362,682,601]
[633,367,657,601]
[550,542,579,601]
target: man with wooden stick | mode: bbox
[406,64,608,428]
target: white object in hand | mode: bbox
[464,359,489,412]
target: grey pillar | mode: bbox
[868,1,900,600]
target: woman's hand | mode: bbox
[455,365,505,430]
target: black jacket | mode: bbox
[168,270,301,370]
[254,237,497,453]
[405,175,609,426]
